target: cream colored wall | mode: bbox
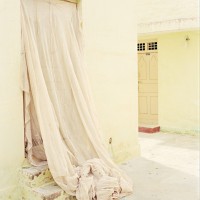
[0,0,24,198]
[0,1,139,198]
[139,30,200,134]
[83,0,140,162]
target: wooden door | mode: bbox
[138,52,158,125]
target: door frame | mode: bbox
[137,39,159,132]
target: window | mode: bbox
[148,42,157,50]
[137,43,145,51]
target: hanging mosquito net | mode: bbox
[21,0,133,199]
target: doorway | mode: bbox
[137,40,159,130]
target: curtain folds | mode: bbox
[21,0,133,199]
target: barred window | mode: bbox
[137,43,145,51]
[148,42,157,50]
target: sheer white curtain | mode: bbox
[21,0,133,199]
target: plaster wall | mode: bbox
[0,0,139,197]
[83,0,140,162]
[136,0,199,34]
[137,0,199,24]
[0,0,24,198]
[139,30,200,134]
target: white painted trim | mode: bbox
[138,17,200,35]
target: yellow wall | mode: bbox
[0,0,24,198]
[83,0,140,162]
[139,30,200,134]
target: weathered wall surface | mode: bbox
[0,0,24,198]
[83,0,140,162]
[137,0,199,33]
[139,30,200,134]
[137,0,199,24]
[0,0,139,198]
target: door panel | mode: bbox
[138,55,148,80]
[150,96,158,115]
[139,83,158,93]
[149,54,158,80]
[139,96,148,114]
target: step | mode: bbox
[21,182,75,200]
[19,165,53,188]
[139,125,160,133]
[19,165,75,200]
[33,183,75,200]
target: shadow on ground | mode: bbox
[121,157,199,200]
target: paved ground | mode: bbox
[121,132,199,200]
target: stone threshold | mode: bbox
[139,125,160,133]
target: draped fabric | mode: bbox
[21,0,133,199]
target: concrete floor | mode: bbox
[121,132,199,200]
